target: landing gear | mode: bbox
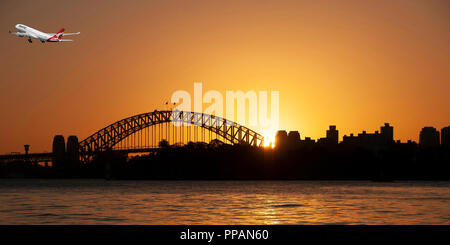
[41,40,45,43]
[27,38,32,43]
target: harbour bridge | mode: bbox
[0,110,265,164]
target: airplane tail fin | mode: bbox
[56,28,65,40]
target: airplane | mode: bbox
[9,24,80,43]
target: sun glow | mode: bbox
[261,129,277,148]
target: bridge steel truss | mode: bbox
[78,110,264,162]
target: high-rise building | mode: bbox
[441,126,450,148]
[419,127,440,148]
[326,125,339,144]
[380,123,394,144]
[275,130,288,148]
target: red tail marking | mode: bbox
[47,28,65,42]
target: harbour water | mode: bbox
[0,179,449,224]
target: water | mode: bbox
[0,179,449,224]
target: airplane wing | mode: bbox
[62,32,80,36]
[47,32,80,36]
[59,39,73,42]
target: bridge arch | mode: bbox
[79,110,264,161]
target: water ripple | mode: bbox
[0,180,448,224]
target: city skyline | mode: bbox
[2,117,448,180]
[277,123,450,147]
[1,0,449,153]
[5,119,450,155]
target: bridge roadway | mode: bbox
[0,148,159,163]
[0,152,53,162]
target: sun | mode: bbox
[261,129,277,148]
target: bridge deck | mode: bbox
[0,148,158,162]
[0,153,53,161]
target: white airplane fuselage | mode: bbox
[11,24,79,43]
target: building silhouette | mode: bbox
[342,133,358,144]
[275,130,288,148]
[341,123,394,147]
[303,137,315,145]
[441,126,450,148]
[380,123,394,144]
[288,131,300,142]
[276,129,323,148]
[287,131,300,148]
[326,125,339,144]
[419,127,440,148]
[359,130,381,146]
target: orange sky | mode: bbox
[0,0,449,153]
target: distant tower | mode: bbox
[52,135,65,168]
[441,126,450,148]
[67,135,80,163]
[326,125,339,144]
[419,127,440,148]
[380,123,394,144]
[275,130,288,148]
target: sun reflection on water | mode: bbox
[0,180,449,224]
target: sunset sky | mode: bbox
[0,0,449,153]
